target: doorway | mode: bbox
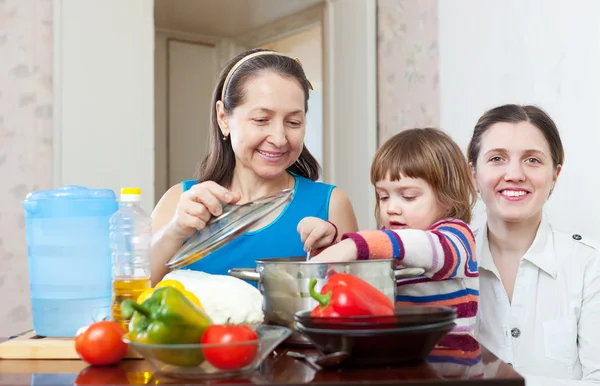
[165,40,217,188]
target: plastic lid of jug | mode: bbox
[23,185,117,202]
[22,185,118,216]
[120,187,142,202]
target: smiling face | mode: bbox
[472,121,561,224]
[376,174,446,231]
[217,71,306,180]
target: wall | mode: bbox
[262,25,324,169]
[0,0,53,336]
[377,0,439,144]
[439,0,600,238]
[55,0,155,213]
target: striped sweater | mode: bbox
[341,218,479,334]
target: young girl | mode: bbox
[299,128,479,333]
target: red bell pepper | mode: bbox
[308,273,394,317]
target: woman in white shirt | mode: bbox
[467,104,600,385]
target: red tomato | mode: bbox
[74,321,128,366]
[201,325,259,370]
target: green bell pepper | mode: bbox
[121,286,213,367]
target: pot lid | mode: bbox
[166,188,294,270]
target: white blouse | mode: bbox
[474,218,600,385]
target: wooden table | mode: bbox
[0,333,524,385]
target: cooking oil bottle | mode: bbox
[109,187,152,331]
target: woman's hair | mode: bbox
[196,48,320,186]
[467,104,564,169]
[371,128,477,224]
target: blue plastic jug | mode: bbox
[22,185,118,337]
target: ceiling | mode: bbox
[155,0,324,38]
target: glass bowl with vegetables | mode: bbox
[120,287,290,379]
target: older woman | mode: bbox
[468,104,600,385]
[150,48,358,284]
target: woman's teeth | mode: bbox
[501,190,527,197]
[257,150,284,158]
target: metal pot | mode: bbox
[228,257,424,345]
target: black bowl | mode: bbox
[294,320,456,367]
[294,306,457,330]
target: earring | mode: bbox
[222,134,228,141]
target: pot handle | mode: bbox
[228,268,260,282]
[394,267,425,279]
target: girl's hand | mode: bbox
[167,181,241,240]
[308,239,358,263]
[297,217,337,252]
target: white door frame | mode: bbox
[323,0,378,229]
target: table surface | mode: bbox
[0,332,524,386]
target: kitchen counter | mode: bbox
[0,333,524,385]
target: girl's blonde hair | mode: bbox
[371,128,477,224]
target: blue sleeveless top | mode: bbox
[180,174,334,280]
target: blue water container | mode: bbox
[22,185,118,337]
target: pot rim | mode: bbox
[255,256,395,264]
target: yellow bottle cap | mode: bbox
[121,187,141,195]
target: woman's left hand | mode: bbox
[309,239,358,263]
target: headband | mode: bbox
[220,51,314,102]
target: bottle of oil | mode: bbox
[109,187,152,331]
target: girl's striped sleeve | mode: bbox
[341,218,478,280]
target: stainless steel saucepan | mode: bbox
[228,257,425,345]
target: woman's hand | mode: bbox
[167,181,241,240]
[308,239,358,263]
[297,217,337,252]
